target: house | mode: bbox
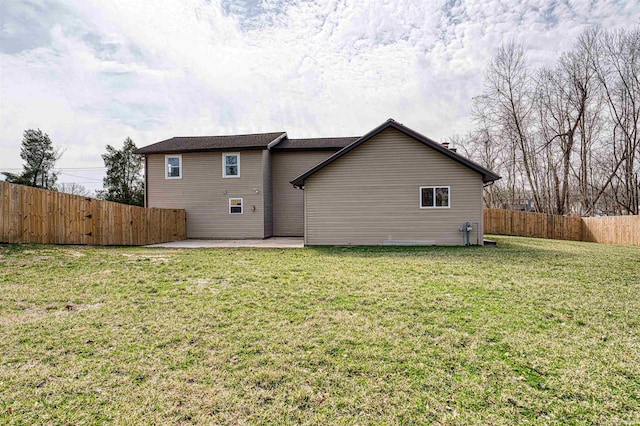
[134,119,500,245]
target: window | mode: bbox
[223,153,240,178]
[420,186,450,208]
[229,198,243,214]
[165,155,182,179]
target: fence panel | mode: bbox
[484,208,638,246]
[582,215,640,246]
[0,181,185,246]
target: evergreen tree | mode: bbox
[3,129,61,189]
[97,137,144,206]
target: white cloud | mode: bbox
[1,0,638,187]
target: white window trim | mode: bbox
[165,154,182,179]
[223,153,240,178]
[419,186,451,209]
[229,197,243,214]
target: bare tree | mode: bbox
[473,42,542,211]
[461,26,640,216]
[58,183,91,197]
[593,29,640,214]
[455,117,506,209]
[534,35,597,214]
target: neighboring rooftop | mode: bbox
[134,132,287,155]
[273,137,360,150]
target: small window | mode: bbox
[229,198,243,214]
[165,155,182,179]
[223,153,240,178]
[420,186,450,208]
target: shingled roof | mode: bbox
[273,137,360,150]
[133,132,287,155]
[291,119,501,186]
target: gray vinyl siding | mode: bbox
[304,128,485,246]
[271,151,337,236]
[146,151,265,239]
[262,150,273,238]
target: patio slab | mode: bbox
[146,237,304,248]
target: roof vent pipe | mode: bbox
[442,142,450,149]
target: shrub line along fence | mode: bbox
[1,181,186,246]
[484,208,640,247]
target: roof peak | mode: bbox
[290,119,501,186]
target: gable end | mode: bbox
[290,119,501,187]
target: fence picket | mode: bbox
[484,208,639,247]
[0,182,185,246]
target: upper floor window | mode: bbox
[420,186,450,208]
[223,153,240,178]
[165,155,182,179]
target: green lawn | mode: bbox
[0,237,638,425]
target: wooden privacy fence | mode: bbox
[582,215,640,247]
[1,181,186,246]
[484,209,584,241]
[484,208,640,247]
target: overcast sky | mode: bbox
[1,0,638,190]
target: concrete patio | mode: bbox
[146,237,304,248]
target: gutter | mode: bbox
[134,146,271,155]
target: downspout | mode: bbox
[144,155,148,208]
[267,133,287,150]
[481,180,494,243]
[264,133,286,239]
[303,184,307,246]
[474,222,480,245]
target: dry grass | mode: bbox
[0,237,638,424]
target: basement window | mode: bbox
[165,155,182,179]
[229,198,243,214]
[420,186,450,208]
[223,153,240,178]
